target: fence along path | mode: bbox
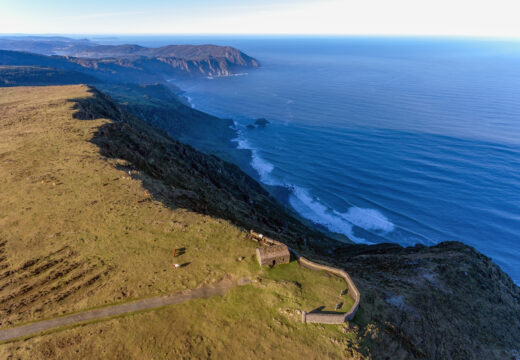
[250,231,360,324]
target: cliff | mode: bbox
[0,37,260,79]
[0,80,518,359]
[70,44,260,77]
[327,241,520,359]
[0,85,355,359]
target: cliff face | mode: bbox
[95,83,246,164]
[72,44,259,67]
[73,86,328,248]
[323,242,520,360]
[69,44,259,78]
[0,39,260,79]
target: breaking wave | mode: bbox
[288,186,394,244]
[231,122,394,243]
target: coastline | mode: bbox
[181,90,355,245]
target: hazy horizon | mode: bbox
[2,0,520,38]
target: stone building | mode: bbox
[256,244,290,266]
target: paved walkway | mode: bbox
[0,277,249,343]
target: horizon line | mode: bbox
[1,32,520,41]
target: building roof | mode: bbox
[257,244,290,258]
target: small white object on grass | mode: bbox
[173,264,180,268]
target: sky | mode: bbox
[1,0,520,38]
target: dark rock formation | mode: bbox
[254,118,270,126]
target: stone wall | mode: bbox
[298,257,360,324]
[249,230,361,325]
[301,312,349,324]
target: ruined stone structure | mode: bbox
[250,230,361,324]
[256,244,290,266]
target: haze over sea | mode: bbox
[100,36,520,283]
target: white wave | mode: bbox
[185,96,195,109]
[288,186,394,244]
[231,129,276,185]
[230,122,393,244]
[336,207,395,233]
[251,153,275,181]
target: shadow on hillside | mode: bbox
[68,88,337,255]
[64,89,520,360]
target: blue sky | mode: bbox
[1,0,520,37]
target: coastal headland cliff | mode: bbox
[0,38,518,359]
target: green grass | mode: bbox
[0,285,361,360]
[0,85,361,359]
[261,261,351,312]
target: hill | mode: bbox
[0,36,260,79]
[0,85,358,359]
[95,83,248,165]
[0,84,518,359]
[0,66,100,87]
[0,36,94,55]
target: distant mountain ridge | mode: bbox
[0,36,260,78]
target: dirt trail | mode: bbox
[0,277,249,343]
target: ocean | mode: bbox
[98,36,520,284]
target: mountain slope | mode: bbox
[96,83,243,162]
[0,50,166,83]
[328,242,520,359]
[0,84,518,359]
[0,85,359,359]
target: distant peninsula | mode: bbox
[0,36,260,79]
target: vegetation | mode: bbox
[0,71,518,359]
[0,37,259,83]
[0,85,360,359]
[96,83,241,162]
[0,66,99,86]
[0,284,362,360]
[330,242,520,359]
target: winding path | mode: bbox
[0,277,249,343]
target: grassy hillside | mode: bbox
[1,84,517,359]
[96,83,241,162]
[0,66,100,86]
[0,85,360,359]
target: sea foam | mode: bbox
[232,121,394,244]
[232,126,276,185]
[288,186,394,244]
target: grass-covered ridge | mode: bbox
[0,85,360,359]
[0,66,100,87]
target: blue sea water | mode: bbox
[99,36,520,284]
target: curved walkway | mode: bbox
[0,277,249,343]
